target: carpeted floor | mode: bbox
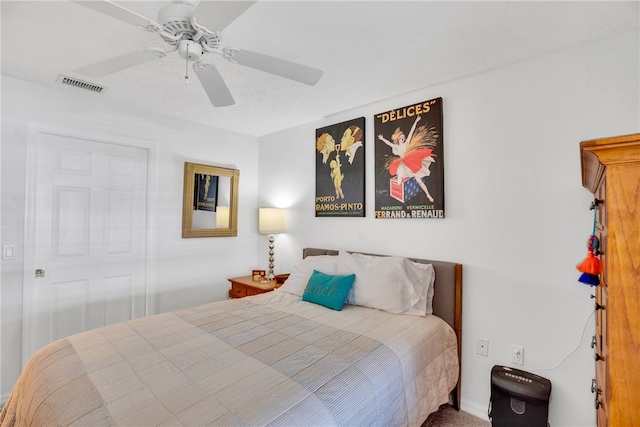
[422,405,490,427]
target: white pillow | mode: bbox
[278,255,339,296]
[337,251,421,314]
[406,261,435,316]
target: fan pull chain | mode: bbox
[185,44,189,85]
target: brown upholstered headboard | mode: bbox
[302,247,463,409]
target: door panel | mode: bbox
[53,187,91,258]
[106,191,135,253]
[104,274,134,325]
[51,279,89,341]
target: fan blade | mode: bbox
[74,50,162,78]
[225,49,323,86]
[72,1,161,30]
[192,1,256,32]
[193,62,235,107]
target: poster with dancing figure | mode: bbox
[315,117,365,217]
[374,97,444,219]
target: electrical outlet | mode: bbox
[477,337,489,356]
[511,345,524,365]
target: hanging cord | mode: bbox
[185,44,189,85]
[589,198,603,235]
[527,309,595,372]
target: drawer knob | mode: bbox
[591,380,602,395]
[590,199,603,210]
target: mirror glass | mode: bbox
[182,162,239,238]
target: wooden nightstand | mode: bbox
[228,275,280,299]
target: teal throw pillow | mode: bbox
[302,270,355,311]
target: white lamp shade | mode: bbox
[216,206,229,228]
[259,208,286,235]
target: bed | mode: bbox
[1,248,462,426]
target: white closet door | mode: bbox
[26,132,148,357]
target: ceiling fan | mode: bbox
[72,0,323,107]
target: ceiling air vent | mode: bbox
[56,75,107,94]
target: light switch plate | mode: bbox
[3,245,15,260]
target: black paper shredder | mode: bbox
[489,365,552,427]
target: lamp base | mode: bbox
[267,235,275,280]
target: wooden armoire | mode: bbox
[580,133,640,426]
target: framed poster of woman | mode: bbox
[315,117,366,217]
[373,97,444,219]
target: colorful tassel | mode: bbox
[577,246,600,275]
[577,203,601,286]
[578,272,600,286]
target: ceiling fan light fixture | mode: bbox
[178,40,203,61]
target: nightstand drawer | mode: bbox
[246,287,265,296]
[228,276,276,299]
[229,284,247,298]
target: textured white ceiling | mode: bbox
[2,1,638,137]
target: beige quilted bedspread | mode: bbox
[1,291,458,426]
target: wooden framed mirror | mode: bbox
[182,162,239,238]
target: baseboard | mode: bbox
[461,398,490,421]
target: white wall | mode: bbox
[0,77,260,400]
[258,30,639,427]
